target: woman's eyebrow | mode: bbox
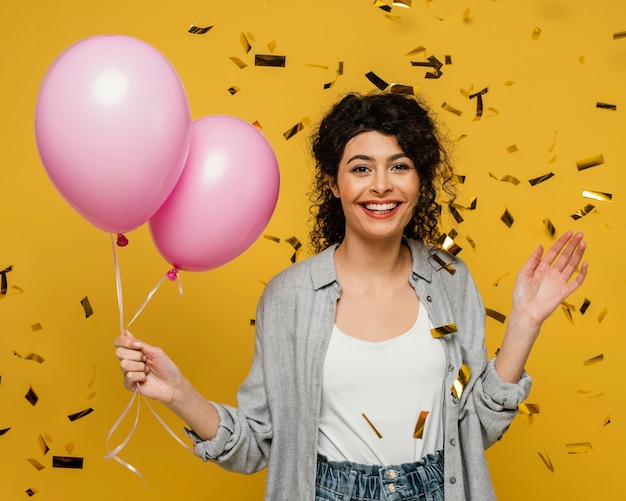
[346,152,409,163]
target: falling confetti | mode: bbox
[81,296,93,318]
[187,25,213,34]
[413,411,429,438]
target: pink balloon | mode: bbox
[149,115,280,272]
[35,35,191,234]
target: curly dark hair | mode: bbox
[308,91,456,253]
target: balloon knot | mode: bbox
[166,268,179,281]
[116,234,129,247]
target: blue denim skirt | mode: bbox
[315,450,445,501]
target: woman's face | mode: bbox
[329,130,420,244]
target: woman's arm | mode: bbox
[495,231,588,383]
[114,331,220,440]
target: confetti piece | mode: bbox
[389,84,419,95]
[500,175,520,185]
[583,354,603,366]
[612,31,626,40]
[430,323,457,338]
[0,427,11,436]
[449,205,463,224]
[25,386,38,406]
[267,40,277,52]
[24,353,45,364]
[566,442,592,454]
[570,204,595,220]
[0,265,12,298]
[469,87,488,120]
[597,307,607,323]
[486,308,506,323]
[26,488,38,497]
[30,323,43,332]
[413,411,429,438]
[65,443,75,454]
[250,319,256,326]
[464,234,477,251]
[227,86,241,95]
[229,56,247,69]
[286,236,303,263]
[68,408,94,422]
[580,298,591,314]
[283,118,311,140]
[255,54,286,67]
[52,456,84,469]
[603,415,611,426]
[361,413,383,438]
[578,54,586,65]
[404,45,426,56]
[365,71,388,91]
[543,218,556,236]
[518,403,540,414]
[505,145,518,154]
[240,33,252,53]
[528,172,555,186]
[263,234,281,243]
[441,102,462,116]
[500,208,514,227]
[27,458,45,471]
[37,434,50,455]
[187,25,213,35]
[531,26,542,40]
[596,102,617,110]
[576,154,604,171]
[411,55,444,78]
[373,0,392,13]
[81,296,93,318]
[582,190,612,202]
[537,452,554,473]
[491,272,510,287]
[451,365,471,400]
[431,254,456,274]
[393,0,411,7]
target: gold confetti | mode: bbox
[252,120,263,130]
[373,0,392,13]
[68,408,94,422]
[566,442,592,454]
[227,86,241,95]
[413,411,429,438]
[576,154,604,171]
[500,175,520,185]
[596,102,617,110]
[283,118,311,140]
[405,45,426,56]
[469,87,488,120]
[365,71,388,91]
[543,218,556,236]
[597,307,607,323]
[250,319,256,326]
[229,56,247,69]
[580,298,591,314]
[518,403,541,414]
[187,24,213,35]
[267,40,277,53]
[0,427,10,436]
[531,26,542,40]
[583,190,612,202]
[529,172,555,186]
[24,353,45,364]
[263,234,281,243]
[27,458,45,471]
[389,84,419,96]
[449,205,463,224]
[0,265,12,298]
[25,386,38,406]
[255,54,286,67]
[500,208,514,227]
[393,0,411,7]
[578,54,586,65]
[52,456,84,469]
[37,434,50,455]
[452,174,466,184]
[505,145,518,154]
[30,323,42,331]
[603,415,611,426]
[486,308,506,323]
[491,272,510,287]
[583,354,603,366]
[431,254,456,274]
[430,323,457,338]
[464,234,477,251]
[571,204,595,220]
[612,31,626,39]
[81,296,93,318]
[286,236,303,263]
[26,488,39,496]
[537,451,554,473]
[411,55,444,78]
[441,102,462,116]
[240,32,252,53]
[65,443,75,454]
[561,301,575,324]
[451,365,471,400]
[362,413,383,438]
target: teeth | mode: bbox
[364,203,398,211]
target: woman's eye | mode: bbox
[351,165,370,173]
[392,163,411,171]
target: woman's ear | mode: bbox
[328,176,340,198]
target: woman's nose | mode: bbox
[371,171,392,194]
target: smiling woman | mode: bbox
[114,91,588,501]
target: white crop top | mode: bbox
[318,301,446,466]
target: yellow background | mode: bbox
[1,0,624,499]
